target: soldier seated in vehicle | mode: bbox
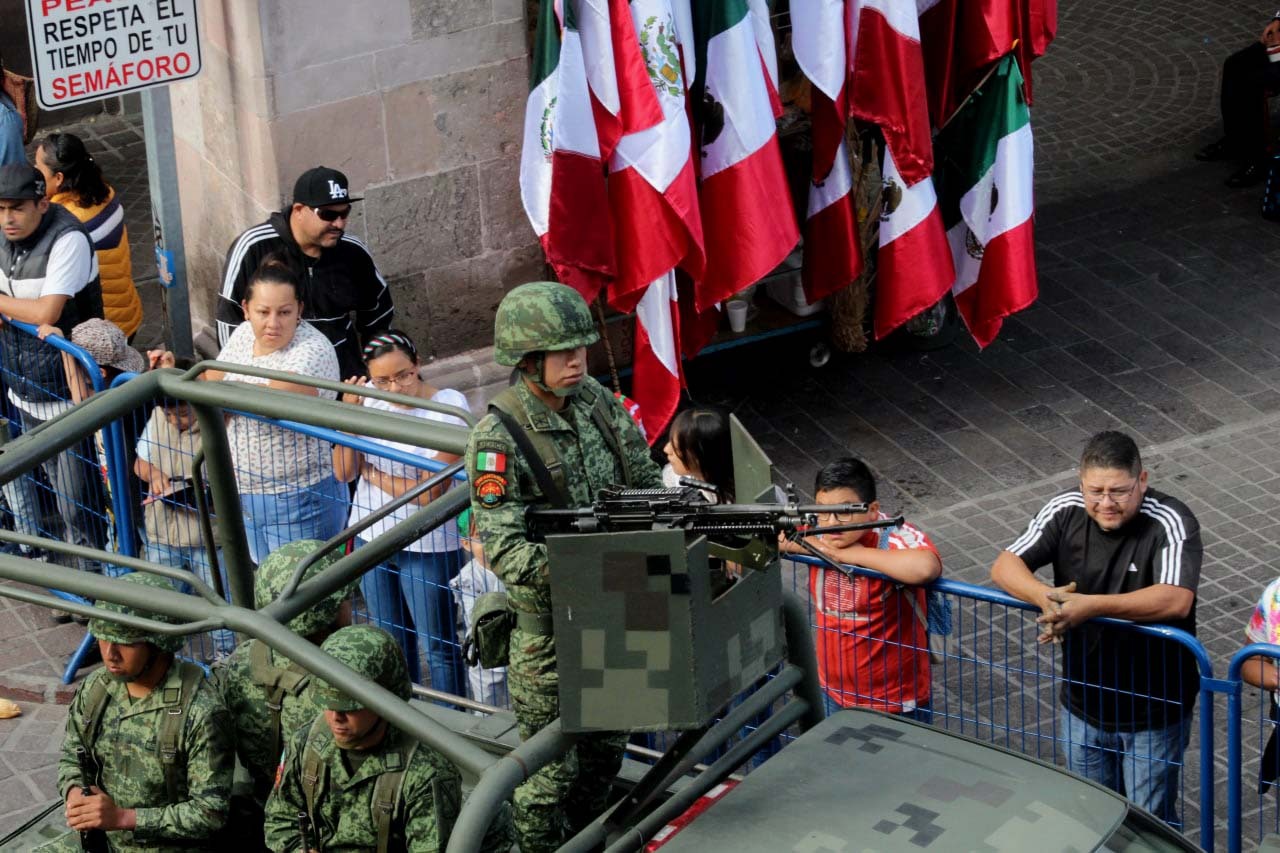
[263,624,513,853]
[37,572,235,852]
[214,540,354,848]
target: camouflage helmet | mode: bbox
[312,625,411,712]
[255,540,351,637]
[492,281,599,367]
[89,572,186,654]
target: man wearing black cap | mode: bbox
[215,166,393,378]
[0,163,107,575]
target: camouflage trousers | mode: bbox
[510,630,626,853]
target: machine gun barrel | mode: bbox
[524,486,891,539]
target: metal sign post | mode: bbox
[142,85,193,357]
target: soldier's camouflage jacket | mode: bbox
[263,719,462,852]
[214,638,324,806]
[465,377,662,672]
[53,662,235,851]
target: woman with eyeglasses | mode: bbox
[332,330,470,696]
[211,254,348,563]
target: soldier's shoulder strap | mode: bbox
[488,387,569,508]
[579,382,634,488]
[372,735,420,853]
[157,661,207,803]
[300,714,331,828]
[248,641,311,763]
[78,671,113,759]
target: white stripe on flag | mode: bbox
[576,0,622,116]
[791,0,846,102]
[960,123,1035,245]
[880,148,938,243]
[519,73,558,236]
[558,31,604,157]
[702,16,777,179]
[636,271,680,375]
[807,140,853,217]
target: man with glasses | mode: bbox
[216,166,393,379]
[779,457,942,722]
[990,430,1202,822]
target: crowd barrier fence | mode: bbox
[5,326,1280,851]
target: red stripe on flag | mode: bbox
[545,150,614,301]
[608,160,705,308]
[632,303,683,442]
[610,0,665,138]
[874,207,954,338]
[953,218,1038,348]
[696,137,799,312]
[802,193,862,304]
[850,8,933,186]
[809,89,848,184]
[678,275,719,359]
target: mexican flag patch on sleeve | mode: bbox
[476,450,507,473]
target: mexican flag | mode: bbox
[576,0,664,159]
[790,0,849,180]
[875,148,954,338]
[689,0,799,312]
[935,54,1037,347]
[802,133,862,304]
[608,0,704,439]
[520,0,615,301]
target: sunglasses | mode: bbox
[312,206,352,223]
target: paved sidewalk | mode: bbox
[6,0,1280,847]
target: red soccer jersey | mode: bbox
[807,514,939,712]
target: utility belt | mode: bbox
[515,610,555,636]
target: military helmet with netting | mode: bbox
[492,281,599,367]
[89,572,186,653]
[255,540,351,637]
[312,625,411,712]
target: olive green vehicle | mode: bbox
[0,363,1202,852]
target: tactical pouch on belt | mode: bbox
[464,591,515,669]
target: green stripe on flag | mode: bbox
[530,0,561,90]
[935,56,1031,226]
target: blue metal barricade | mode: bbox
[1227,643,1280,853]
[0,320,136,682]
[785,554,1218,850]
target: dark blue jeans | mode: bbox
[357,539,466,696]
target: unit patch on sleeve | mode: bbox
[474,473,508,508]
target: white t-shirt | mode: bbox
[348,387,469,552]
[217,320,339,493]
[2,230,98,420]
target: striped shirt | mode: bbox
[1008,487,1203,728]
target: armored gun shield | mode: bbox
[548,415,786,733]
[548,530,784,732]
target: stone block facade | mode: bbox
[170,0,537,359]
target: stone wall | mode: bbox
[171,0,539,358]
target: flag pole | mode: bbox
[935,40,1020,136]
[593,294,623,394]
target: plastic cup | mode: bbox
[727,299,749,333]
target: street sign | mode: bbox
[24,0,202,110]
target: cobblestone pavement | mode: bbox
[5,0,1280,845]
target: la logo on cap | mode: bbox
[327,180,348,200]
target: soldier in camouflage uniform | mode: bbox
[264,624,513,852]
[39,572,235,852]
[465,281,663,852]
[214,540,353,836]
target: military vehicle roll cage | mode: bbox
[0,363,827,853]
